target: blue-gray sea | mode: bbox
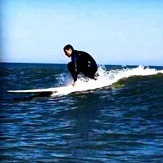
[0,63,163,162]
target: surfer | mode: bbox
[64,44,98,86]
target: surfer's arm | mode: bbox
[67,61,78,85]
[71,68,78,86]
[72,80,76,86]
[72,73,77,82]
[70,73,77,86]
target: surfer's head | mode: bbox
[64,44,74,57]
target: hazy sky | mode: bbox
[1,0,163,66]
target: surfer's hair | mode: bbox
[64,44,74,51]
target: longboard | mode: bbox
[7,86,74,97]
[8,88,59,93]
[7,79,111,97]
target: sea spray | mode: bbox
[52,66,163,97]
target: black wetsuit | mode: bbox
[67,50,98,82]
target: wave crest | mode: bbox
[52,66,163,96]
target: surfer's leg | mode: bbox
[87,63,98,80]
[78,61,98,80]
[82,69,98,80]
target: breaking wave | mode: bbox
[53,66,163,96]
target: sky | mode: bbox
[1,0,163,66]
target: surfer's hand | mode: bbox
[72,81,76,87]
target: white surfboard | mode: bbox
[7,78,111,97]
[7,81,101,97]
[8,88,60,94]
[7,86,74,97]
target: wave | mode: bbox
[54,66,163,96]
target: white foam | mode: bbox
[51,66,163,97]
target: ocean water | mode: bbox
[0,63,163,162]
